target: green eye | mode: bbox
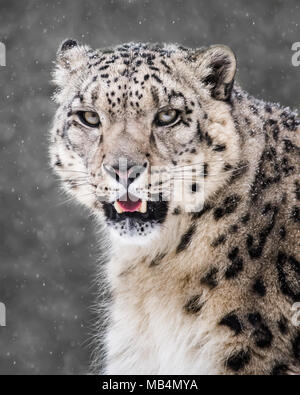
[155,109,180,126]
[78,111,100,127]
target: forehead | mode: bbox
[76,43,196,118]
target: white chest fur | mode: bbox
[101,218,228,375]
[104,275,222,375]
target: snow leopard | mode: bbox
[49,39,300,375]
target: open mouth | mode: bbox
[102,194,169,226]
[114,196,147,214]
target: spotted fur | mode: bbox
[49,39,300,375]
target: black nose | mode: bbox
[103,161,147,186]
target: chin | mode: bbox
[101,200,169,244]
[109,224,162,245]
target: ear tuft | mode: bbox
[59,39,79,53]
[197,45,237,101]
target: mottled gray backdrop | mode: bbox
[0,0,299,375]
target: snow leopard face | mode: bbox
[49,39,240,242]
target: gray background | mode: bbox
[0,0,299,375]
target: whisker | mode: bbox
[70,183,93,188]
[169,164,249,177]
[60,178,90,183]
[55,169,89,174]
[60,176,89,181]
[172,160,223,169]
[58,191,97,206]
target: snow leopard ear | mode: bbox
[192,45,236,101]
[59,39,79,52]
[53,39,90,88]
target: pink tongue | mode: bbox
[118,197,142,212]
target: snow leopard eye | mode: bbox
[155,109,180,127]
[77,111,101,128]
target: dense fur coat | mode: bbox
[49,39,300,375]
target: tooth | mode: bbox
[114,201,123,214]
[139,200,147,213]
